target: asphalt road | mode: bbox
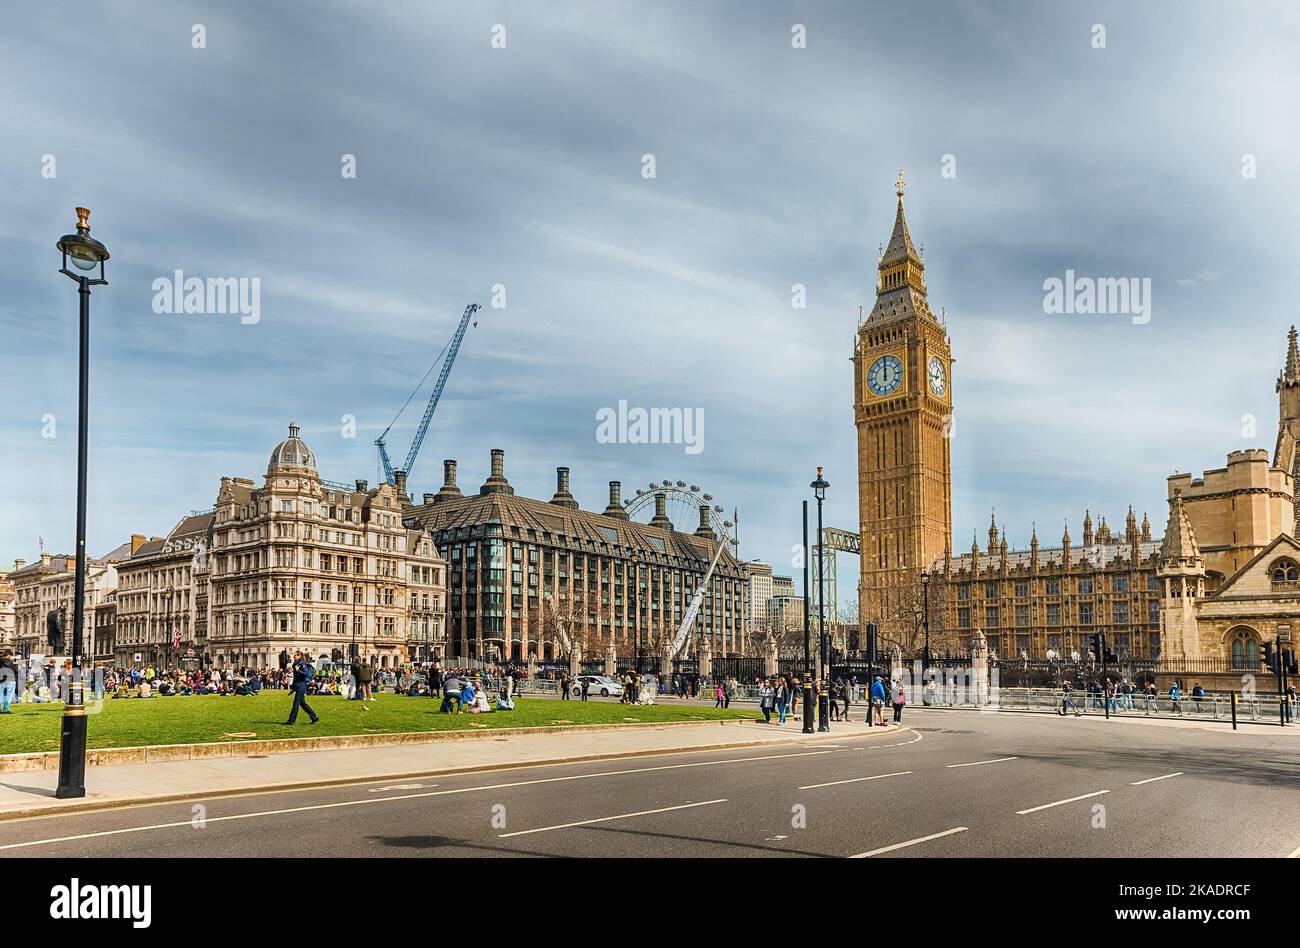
[2,709,1296,858]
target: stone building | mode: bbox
[939,510,1162,661]
[853,173,955,643]
[0,573,15,649]
[205,424,446,669]
[9,543,131,660]
[115,516,212,668]
[742,560,774,630]
[405,452,747,664]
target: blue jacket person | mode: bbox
[283,651,320,725]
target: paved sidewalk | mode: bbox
[0,718,891,821]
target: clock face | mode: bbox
[867,355,904,397]
[927,356,947,397]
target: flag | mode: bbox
[171,627,181,649]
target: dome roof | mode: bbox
[268,423,317,473]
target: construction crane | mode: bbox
[376,301,481,485]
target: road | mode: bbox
[2,709,1296,857]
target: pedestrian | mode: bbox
[1191,682,1205,714]
[789,676,800,718]
[0,652,17,713]
[892,680,907,723]
[560,671,571,701]
[581,677,590,701]
[281,651,319,725]
[714,682,725,708]
[1169,681,1182,715]
[870,676,887,726]
[1144,681,1157,714]
[759,678,774,723]
[723,676,733,709]
[828,679,841,722]
[839,676,850,720]
[924,676,937,707]
[440,672,463,713]
[775,676,789,724]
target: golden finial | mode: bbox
[75,207,91,233]
[895,169,905,199]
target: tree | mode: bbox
[859,572,962,659]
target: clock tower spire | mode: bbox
[854,173,954,646]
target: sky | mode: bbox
[2,0,1299,606]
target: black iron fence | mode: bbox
[711,656,767,683]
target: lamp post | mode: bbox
[921,570,932,677]
[811,467,830,732]
[801,501,814,733]
[54,208,109,800]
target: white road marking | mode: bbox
[497,799,727,838]
[1130,772,1182,785]
[1016,790,1109,815]
[798,770,912,790]
[1287,844,1300,858]
[946,756,1019,768]
[849,826,967,857]
[0,749,836,850]
[367,784,428,792]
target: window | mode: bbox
[957,608,970,629]
[1270,558,1300,583]
[1045,578,1061,596]
[1015,580,1029,598]
[1047,603,1061,626]
[957,584,970,601]
[1113,601,1129,623]
[1229,629,1259,669]
[1079,602,1094,624]
[1078,577,1093,594]
[986,606,999,628]
[1112,575,1129,593]
[1015,604,1029,627]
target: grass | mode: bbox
[0,692,759,756]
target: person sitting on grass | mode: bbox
[138,680,153,698]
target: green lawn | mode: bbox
[0,692,759,756]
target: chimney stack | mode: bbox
[603,481,630,519]
[550,466,579,509]
[423,492,436,505]
[649,492,672,530]
[40,552,52,567]
[130,534,147,554]
[355,479,369,493]
[480,448,514,495]
[13,558,25,571]
[434,459,464,503]
[694,503,716,540]
[393,470,408,500]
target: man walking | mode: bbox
[440,671,463,713]
[282,651,319,725]
[0,652,17,713]
[870,676,887,726]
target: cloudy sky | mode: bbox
[2,0,1298,601]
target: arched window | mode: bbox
[1270,558,1300,583]
[1228,629,1259,669]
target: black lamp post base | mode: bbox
[802,682,815,733]
[55,710,88,798]
[817,688,830,732]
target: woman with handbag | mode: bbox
[892,680,907,724]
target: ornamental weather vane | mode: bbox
[896,168,905,198]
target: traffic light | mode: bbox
[1285,648,1298,676]
[1088,634,1102,662]
[1262,641,1277,672]
[331,648,342,663]
[865,622,879,663]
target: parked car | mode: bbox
[571,675,623,697]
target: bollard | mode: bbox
[1230,691,1237,730]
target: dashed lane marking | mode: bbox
[946,756,1019,768]
[799,771,912,790]
[849,826,967,858]
[1130,772,1183,785]
[1016,790,1109,815]
[498,799,727,838]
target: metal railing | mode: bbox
[993,687,1289,722]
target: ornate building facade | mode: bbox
[205,424,447,669]
[115,518,212,668]
[406,453,747,663]
[9,544,131,661]
[854,173,954,641]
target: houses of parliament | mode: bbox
[855,173,1300,669]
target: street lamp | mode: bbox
[801,500,814,733]
[54,208,109,800]
[920,570,932,676]
[810,466,830,732]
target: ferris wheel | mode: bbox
[623,480,737,552]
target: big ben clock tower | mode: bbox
[854,171,954,637]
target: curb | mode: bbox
[0,716,764,774]
[0,723,890,823]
